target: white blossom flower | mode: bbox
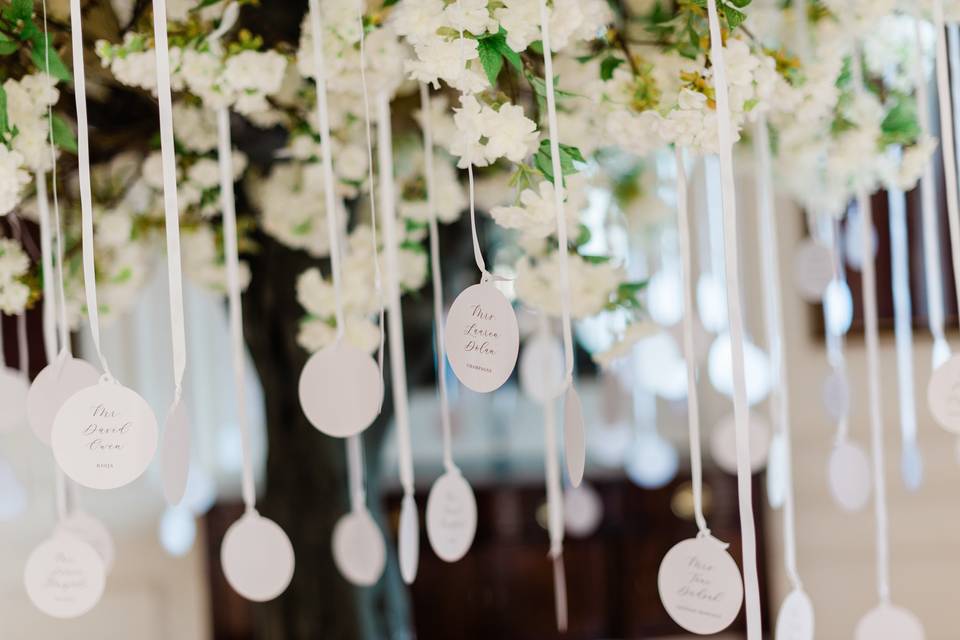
[481,103,538,164]
[515,251,624,318]
[0,147,31,215]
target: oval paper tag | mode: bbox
[828,441,871,512]
[221,512,295,602]
[161,400,190,506]
[658,536,744,634]
[822,368,851,423]
[444,283,519,393]
[28,357,100,445]
[399,494,419,584]
[519,333,565,402]
[927,354,960,433]
[625,431,679,489]
[426,470,477,562]
[563,482,603,538]
[776,589,815,640]
[332,509,386,587]
[793,240,834,302]
[564,385,586,488]
[709,413,771,475]
[854,603,925,640]
[51,382,159,490]
[0,366,29,432]
[56,510,115,573]
[299,341,382,438]
[901,443,924,492]
[766,432,788,510]
[24,533,106,618]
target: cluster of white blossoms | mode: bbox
[490,174,587,242]
[0,73,60,215]
[515,251,625,319]
[294,225,428,353]
[96,34,288,120]
[449,95,539,168]
[0,238,30,314]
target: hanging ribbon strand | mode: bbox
[704,1,762,635]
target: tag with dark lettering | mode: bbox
[51,382,158,490]
[24,533,106,618]
[657,536,744,634]
[444,283,519,393]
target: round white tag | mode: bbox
[625,431,679,489]
[793,240,834,302]
[332,509,386,587]
[24,533,106,618]
[161,401,190,506]
[0,366,29,432]
[444,283,519,393]
[519,333,565,403]
[901,443,923,492]
[775,589,815,640]
[822,368,851,422]
[221,512,295,602]
[51,382,159,490]
[299,341,382,438]
[399,494,419,584]
[766,432,788,510]
[709,413,771,475]
[426,470,477,562]
[563,482,603,538]
[828,441,871,512]
[927,354,960,433]
[28,357,100,445]
[564,385,586,488]
[854,604,925,640]
[657,536,744,634]
[55,511,115,573]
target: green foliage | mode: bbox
[600,56,624,81]
[0,2,72,82]
[534,139,585,183]
[51,114,77,153]
[477,29,522,86]
[0,83,10,143]
[880,93,921,147]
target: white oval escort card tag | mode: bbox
[657,536,744,634]
[828,441,871,512]
[822,368,851,423]
[444,283,519,393]
[161,401,190,506]
[775,589,814,640]
[710,413,770,475]
[519,333,565,403]
[55,511,115,573]
[564,385,586,488]
[0,366,29,433]
[399,494,419,584]
[563,482,603,538]
[332,510,386,587]
[299,341,382,438]
[927,354,960,433]
[51,382,159,490]
[24,533,106,619]
[793,240,834,302]
[221,511,295,602]
[28,357,100,445]
[426,470,477,562]
[766,432,788,510]
[854,604,925,640]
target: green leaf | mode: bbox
[600,56,624,81]
[489,34,522,72]
[534,139,585,183]
[51,114,77,154]
[30,34,71,82]
[722,4,746,30]
[5,0,32,22]
[477,38,504,86]
[0,36,17,55]
[0,84,10,141]
[528,40,543,54]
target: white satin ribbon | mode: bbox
[419,83,457,473]
[536,0,575,384]
[705,2,762,635]
[851,47,892,605]
[376,92,416,501]
[217,108,256,511]
[754,118,802,590]
[69,0,112,379]
[675,147,709,535]
[152,0,187,408]
[934,1,960,321]
[912,11,950,368]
